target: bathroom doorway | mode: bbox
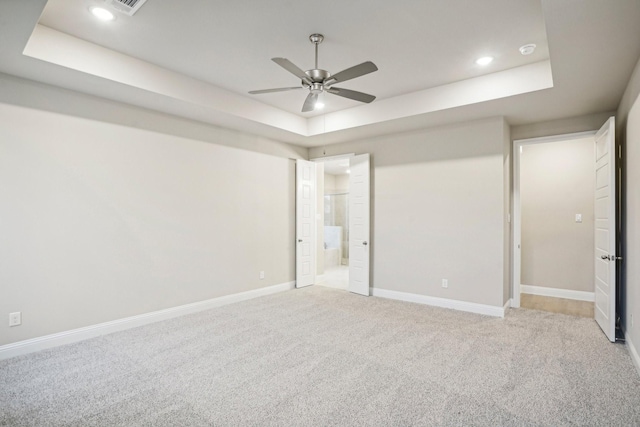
[319,159,350,289]
[305,152,370,295]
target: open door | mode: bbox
[296,159,317,288]
[594,117,617,342]
[348,154,370,296]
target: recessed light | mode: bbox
[90,7,115,21]
[475,56,494,66]
[519,44,537,56]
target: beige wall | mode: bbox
[618,54,640,358]
[323,174,336,194]
[625,95,640,358]
[310,117,508,307]
[324,173,349,194]
[503,120,512,304]
[0,100,300,346]
[520,137,595,292]
[0,73,308,160]
[511,112,615,141]
[335,175,349,193]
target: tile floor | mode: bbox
[318,265,349,290]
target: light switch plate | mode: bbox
[575,214,582,223]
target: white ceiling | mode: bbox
[1,0,640,147]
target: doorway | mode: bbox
[320,160,351,289]
[295,153,371,296]
[513,131,597,317]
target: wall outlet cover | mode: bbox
[9,312,21,327]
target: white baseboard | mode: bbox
[316,274,326,284]
[370,287,506,318]
[626,332,640,378]
[520,284,595,302]
[0,281,295,361]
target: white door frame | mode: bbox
[512,131,596,308]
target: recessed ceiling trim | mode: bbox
[23,24,553,139]
[307,60,554,136]
[23,24,308,135]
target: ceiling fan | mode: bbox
[248,34,378,113]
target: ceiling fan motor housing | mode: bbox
[305,69,330,83]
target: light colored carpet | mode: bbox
[1,286,639,426]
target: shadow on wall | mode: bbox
[310,118,506,168]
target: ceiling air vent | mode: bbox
[107,0,148,16]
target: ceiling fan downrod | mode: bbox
[309,33,324,69]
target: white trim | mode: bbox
[371,287,506,318]
[626,333,640,378]
[513,131,597,146]
[315,274,326,284]
[309,153,355,162]
[520,284,595,302]
[512,137,522,308]
[512,130,597,309]
[0,281,295,361]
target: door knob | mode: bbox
[601,255,610,260]
[298,239,303,243]
[363,241,368,246]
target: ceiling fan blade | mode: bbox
[325,61,378,85]
[248,87,302,94]
[302,92,318,112]
[272,58,313,85]
[326,87,376,103]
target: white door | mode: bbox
[348,154,370,296]
[296,159,316,288]
[594,117,617,342]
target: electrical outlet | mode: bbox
[259,271,265,280]
[441,279,448,288]
[9,312,21,327]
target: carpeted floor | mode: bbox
[1,286,639,426]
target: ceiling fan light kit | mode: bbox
[249,34,378,113]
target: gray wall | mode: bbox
[310,117,508,307]
[0,83,303,346]
[520,137,595,293]
[618,55,640,358]
[511,112,615,141]
[624,94,640,356]
[503,120,512,304]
